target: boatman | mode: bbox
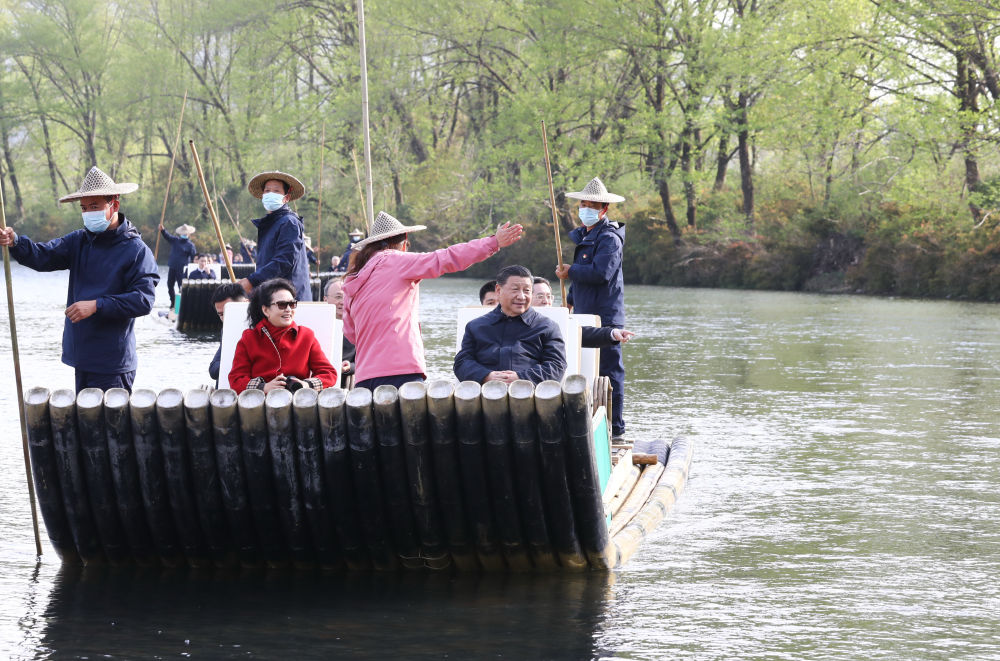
[555,177,628,441]
[338,228,364,271]
[0,166,159,392]
[158,222,196,310]
[237,171,312,300]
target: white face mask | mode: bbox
[262,192,285,212]
[578,206,601,227]
[82,209,110,233]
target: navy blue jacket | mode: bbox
[11,216,160,373]
[160,228,196,271]
[187,268,216,280]
[248,206,312,301]
[581,325,620,348]
[567,219,626,327]
[454,306,567,384]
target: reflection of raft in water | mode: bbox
[25,374,692,571]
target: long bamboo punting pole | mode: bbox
[153,90,188,261]
[0,183,43,556]
[189,140,236,282]
[316,121,325,277]
[351,149,367,231]
[357,0,375,232]
[540,121,568,306]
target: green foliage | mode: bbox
[2,0,1000,299]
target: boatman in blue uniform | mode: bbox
[555,177,628,441]
[0,166,160,392]
[237,170,312,300]
[158,222,196,310]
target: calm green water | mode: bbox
[1,264,998,659]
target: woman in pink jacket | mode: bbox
[343,211,524,390]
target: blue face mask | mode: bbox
[262,192,285,212]
[578,206,601,227]
[82,210,110,233]
[178,234,188,240]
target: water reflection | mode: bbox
[37,567,614,659]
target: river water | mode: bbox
[1,264,998,659]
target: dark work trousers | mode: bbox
[75,370,136,394]
[166,267,184,310]
[599,335,625,437]
[355,373,425,391]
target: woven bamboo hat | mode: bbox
[175,224,196,235]
[247,171,305,201]
[564,177,625,204]
[349,228,364,238]
[352,211,426,250]
[59,166,138,203]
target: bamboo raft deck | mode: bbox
[24,374,692,571]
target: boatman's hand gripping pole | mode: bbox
[0,180,44,556]
[541,120,569,307]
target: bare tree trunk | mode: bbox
[0,116,25,218]
[681,127,696,227]
[714,133,730,191]
[657,177,682,243]
[957,53,983,222]
[736,92,754,226]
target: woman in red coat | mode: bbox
[229,278,338,393]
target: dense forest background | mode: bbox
[2,0,1000,299]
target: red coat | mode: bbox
[229,319,338,393]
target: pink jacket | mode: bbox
[342,236,499,383]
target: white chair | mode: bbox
[217,301,343,390]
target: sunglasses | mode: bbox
[269,300,298,310]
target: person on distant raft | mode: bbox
[342,211,524,390]
[158,222,197,310]
[338,228,364,270]
[455,266,566,385]
[531,275,635,348]
[237,171,312,301]
[555,177,628,441]
[187,253,216,280]
[0,166,159,392]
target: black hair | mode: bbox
[532,276,550,287]
[211,282,247,306]
[496,265,532,286]
[247,278,297,327]
[479,280,497,304]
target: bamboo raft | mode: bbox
[24,374,692,571]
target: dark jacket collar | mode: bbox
[487,305,540,326]
[85,214,141,245]
[251,206,298,229]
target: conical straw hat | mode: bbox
[59,166,138,203]
[175,224,196,235]
[247,171,305,201]
[352,211,426,250]
[564,177,625,204]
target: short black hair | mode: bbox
[479,280,497,304]
[496,265,532,286]
[247,278,296,327]
[211,282,247,305]
[532,276,550,287]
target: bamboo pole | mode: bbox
[351,149,367,231]
[316,121,325,276]
[0,182,43,556]
[541,121,568,306]
[189,140,236,282]
[210,160,245,245]
[357,0,375,232]
[153,90,188,261]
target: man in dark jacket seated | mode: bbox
[208,282,247,386]
[454,265,566,385]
